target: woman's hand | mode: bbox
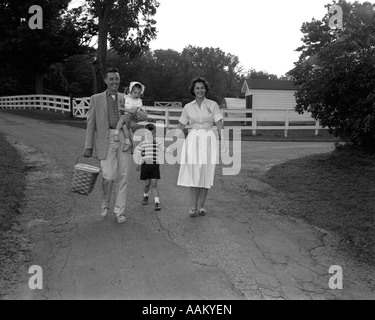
[221,140,228,153]
[167,128,185,139]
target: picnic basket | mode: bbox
[71,155,101,195]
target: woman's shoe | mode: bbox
[189,209,197,217]
[198,208,206,216]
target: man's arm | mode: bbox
[84,96,96,157]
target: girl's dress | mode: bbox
[177,98,223,189]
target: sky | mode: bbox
[148,0,337,77]
[69,0,351,77]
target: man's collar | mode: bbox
[106,90,118,96]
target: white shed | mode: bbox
[221,98,246,119]
[241,79,298,120]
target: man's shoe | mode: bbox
[100,207,108,218]
[155,202,161,211]
[116,213,127,224]
[142,196,149,205]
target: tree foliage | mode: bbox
[83,0,159,92]
[0,0,90,94]
[289,0,375,150]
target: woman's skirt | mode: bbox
[177,129,217,189]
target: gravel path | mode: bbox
[1,111,374,300]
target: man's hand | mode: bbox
[136,165,141,171]
[83,149,92,158]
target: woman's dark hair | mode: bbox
[189,77,210,96]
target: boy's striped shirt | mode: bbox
[135,140,166,164]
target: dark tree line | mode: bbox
[0,0,280,105]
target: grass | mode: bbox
[0,134,25,233]
[265,148,375,266]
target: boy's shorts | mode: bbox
[140,163,160,180]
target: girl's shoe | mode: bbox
[198,208,206,216]
[155,202,161,211]
[189,209,197,217]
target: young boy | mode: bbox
[134,123,169,211]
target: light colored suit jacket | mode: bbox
[85,91,125,160]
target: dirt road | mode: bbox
[1,111,374,300]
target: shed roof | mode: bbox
[244,79,296,91]
[221,98,246,109]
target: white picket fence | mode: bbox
[0,95,71,113]
[0,94,324,136]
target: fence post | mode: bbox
[165,107,170,128]
[315,119,320,136]
[284,109,289,137]
[252,109,257,136]
[70,95,74,118]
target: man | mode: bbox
[83,68,130,224]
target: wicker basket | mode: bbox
[71,155,101,195]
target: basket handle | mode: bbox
[75,155,100,165]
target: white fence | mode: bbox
[0,94,325,136]
[0,95,71,113]
[72,97,90,118]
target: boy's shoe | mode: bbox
[122,143,132,152]
[142,196,149,205]
[155,202,161,211]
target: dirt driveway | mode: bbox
[1,111,374,300]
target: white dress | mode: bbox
[177,98,223,189]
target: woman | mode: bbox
[175,77,225,217]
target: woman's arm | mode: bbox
[171,122,186,139]
[216,119,224,139]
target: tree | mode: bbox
[180,46,243,103]
[289,0,375,150]
[84,0,159,93]
[0,0,91,94]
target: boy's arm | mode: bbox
[134,143,144,165]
